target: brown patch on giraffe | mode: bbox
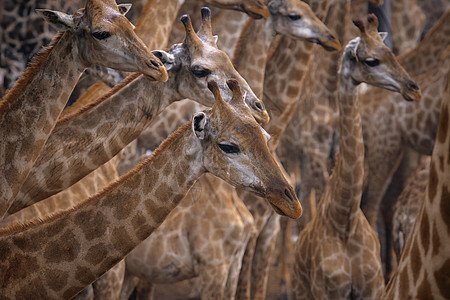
[131,212,146,230]
[437,103,449,144]
[410,238,422,284]
[46,269,69,292]
[15,276,50,299]
[440,185,450,234]
[74,210,108,240]
[428,161,438,204]
[43,229,80,263]
[63,286,87,299]
[75,266,96,282]
[420,210,430,254]
[417,273,433,299]
[432,220,441,257]
[135,223,154,241]
[12,235,41,252]
[111,226,135,253]
[85,243,108,266]
[163,161,173,176]
[103,190,137,221]
[148,202,173,225]
[434,259,450,298]
[398,265,410,298]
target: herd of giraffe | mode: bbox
[0,0,449,299]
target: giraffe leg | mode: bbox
[119,272,140,300]
[235,230,257,300]
[250,212,281,299]
[197,263,229,299]
[92,260,125,299]
[135,280,155,300]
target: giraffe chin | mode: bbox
[268,200,302,219]
[401,88,422,102]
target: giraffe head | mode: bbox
[193,79,301,218]
[204,0,270,19]
[267,0,341,51]
[153,8,270,124]
[340,14,422,101]
[36,0,168,81]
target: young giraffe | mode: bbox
[8,9,269,216]
[0,0,167,218]
[292,15,422,299]
[392,156,430,261]
[384,68,450,300]
[0,79,301,299]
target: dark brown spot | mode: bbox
[417,274,432,299]
[85,243,108,266]
[103,190,137,220]
[441,185,450,235]
[420,210,430,255]
[399,266,410,299]
[46,269,68,292]
[437,103,448,144]
[428,161,438,204]
[43,230,80,263]
[410,238,422,283]
[75,210,108,240]
[110,226,135,254]
[75,266,96,282]
[434,259,450,298]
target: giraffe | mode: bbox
[8,8,269,216]
[0,0,167,218]
[392,156,430,261]
[384,68,450,300]
[292,14,422,299]
[0,79,301,299]
[120,173,254,300]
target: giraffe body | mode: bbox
[292,15,421,299]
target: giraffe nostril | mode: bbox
[255,101,264,112]
[284,189,294,202]
[406,80,419,91]
[147,59,161,69]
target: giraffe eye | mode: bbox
[288,14,302,21]
[92,31,111,40]
[218,143,240,154]
[192,67,211,78]
[364,58,380,67]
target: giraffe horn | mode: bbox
[366,13,379,34]
[207,80,227,107]
[181,14,203,49]
[226,79,245,107]
[197,7,215,46]
[352,18,366,34]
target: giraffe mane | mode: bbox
[232,18,255,65]
[57,72,141,124]
[0,121,193,236]
[0,32,64,116]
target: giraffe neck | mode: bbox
[0,32,87,218]
[0,122,204,299]
[325,56,365,236]
[232,17,276,98]
[385,72,450,299]
[398,10,450,76]
[135,0,184,48]
[10,72,183,215]
[261,0,331,150]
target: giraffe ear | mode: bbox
[192,112,208,140]
[36,9,75,31]
[213,35,219,44]
[378,32,388,42]
[152,50,175,71]
[117,4,132,16]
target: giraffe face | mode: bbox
[268,0,341,51]
[154,10,270,124]
[36,0,168,82]
[194,80,302,219]
[342,16,422,102]
[203,0,269,19]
